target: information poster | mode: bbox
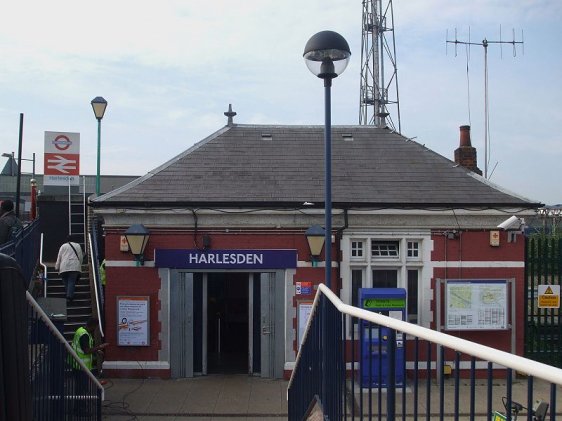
[445,280,508,330]
[117,296,150,346]
[297,302,314,348]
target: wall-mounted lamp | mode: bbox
[124,224,150,266]
[305,225,326,267]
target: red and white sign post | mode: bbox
[44,131,80,186]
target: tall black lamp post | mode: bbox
[91,96,108,196]
[303,31,351,289]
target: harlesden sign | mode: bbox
[154,249,297,270]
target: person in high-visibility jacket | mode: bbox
[70,317,108,371]
[69,318,108,415]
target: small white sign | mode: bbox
[44,131,80,154]
[297,302,314,348]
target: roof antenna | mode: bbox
[446,26,524,179]
[224,104,237,126]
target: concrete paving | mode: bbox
[101,375,289,420]
[101,374,556,420]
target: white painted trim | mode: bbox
[297,260,337,268]
[433,261,524,268]
[285,362,296,370]
[105,260,155,267]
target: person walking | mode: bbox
[55,235,83,302]
[0,199,23,245]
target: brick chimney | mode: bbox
[454,125,482,175]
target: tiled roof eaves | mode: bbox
[92,126,230,203]
[90,124,542,210]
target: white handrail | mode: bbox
[82,176,87,243]
[289,283,562,389]
[27,291,105,401]
[39,233,48,298]
[88,233,104,338]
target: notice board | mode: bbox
[117,296,150,346]
[297,301,314,348]
[445,280,508,330]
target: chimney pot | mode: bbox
[454,125,482,175]
[459,125,471,147]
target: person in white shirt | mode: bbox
[55,235,84,302]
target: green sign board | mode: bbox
[363,298,406,309]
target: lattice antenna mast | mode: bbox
[447,27,524,179]
[359,0,401,132]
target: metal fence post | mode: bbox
[0,253,32,421]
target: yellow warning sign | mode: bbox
[538,284,560,309]
[538,295,560,308]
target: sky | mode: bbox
[1,0,561,205]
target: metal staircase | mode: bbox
[45,264,92,341]
[45,178,94,341]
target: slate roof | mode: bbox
[92,125,541,209]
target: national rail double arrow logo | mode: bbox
[46,155,77,174]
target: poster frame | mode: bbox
[297,300,314,349]
[117,295,150,346]
[444,279,510,331]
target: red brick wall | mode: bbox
[431,230,525,354]
[103,266,161,361]
[102,228,322,366]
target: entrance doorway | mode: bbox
[170,271,283,378]
[207,273,249,374]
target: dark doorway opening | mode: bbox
[207,273,249,374]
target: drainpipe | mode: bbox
[335,208,349,294]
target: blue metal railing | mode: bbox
[0,218,41,283]
[28,290,104,420]
[288,284,562,420]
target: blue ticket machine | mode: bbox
[359,288,406,387]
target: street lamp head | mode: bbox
[303,30,351,79]
[91,96,108,120]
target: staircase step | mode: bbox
[44,264,96,343]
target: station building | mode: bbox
[91,117,540,379]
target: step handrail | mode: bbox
[39,232,48,298]
[288,283,562,391]
[88,232,104,338]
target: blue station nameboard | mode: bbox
[154,249,297,270]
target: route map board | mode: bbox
[445,280,508,330]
